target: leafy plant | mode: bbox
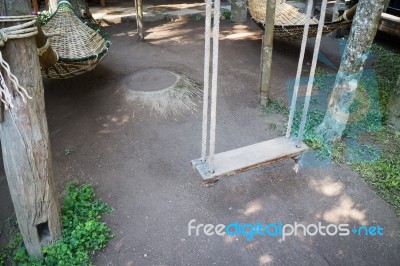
[0,183,113,265]
[222,10,232,22]
[36,11,51,25]
[192,14,203,22]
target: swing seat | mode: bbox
[191,137,308,183]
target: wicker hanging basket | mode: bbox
[40,1,110,79]
[248,0,352,41]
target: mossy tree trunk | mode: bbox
[316,0,389,142]
[0,0,61,258]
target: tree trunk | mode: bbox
[135,0,144,41]
[0,0,61,258]
[68,0,94,22]
[48,0,58,12]
[48,0,95,23]
[231,0,247,23]
[316,0,388,142]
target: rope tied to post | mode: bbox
[0,15,36,109]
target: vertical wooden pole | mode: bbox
[135,0,144,41]
[0,0,61,258]
[260,0,276,106]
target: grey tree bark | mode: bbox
[48,0,58,12]
[0,0,61,258]
[316,0,389,142]
[231,0,247,23]
[48,0,94,22]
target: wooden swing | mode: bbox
[191,0,330,183]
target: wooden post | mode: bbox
[135,0,144,41]
[259,0,276,106]
[0,0,61,258]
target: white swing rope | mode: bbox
[201,0,221,173]
[208,0,221,173]
[285,0,314,139]
[297,0,328,145]
[0,15,36,110]
[201,0,213,161]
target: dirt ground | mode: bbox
[1,11,400,266]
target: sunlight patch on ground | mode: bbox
[309,177,344,196]
[258,254,273,265]
[322,196,367,225]
[240,199,263,216]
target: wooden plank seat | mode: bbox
[191,137,309,183]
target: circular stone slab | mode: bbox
[124,68,179,92]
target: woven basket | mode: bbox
[40,1,110,79]
[249,0,352,41]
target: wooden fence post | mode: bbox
[260,0,276,106]
[0,0,61,257]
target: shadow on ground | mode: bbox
[1,16,399,266]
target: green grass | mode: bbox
[263,44,400,215]
[222,10,232,22]
[371,44,400,122]
[0,183,113,265]
[351,129,400,215]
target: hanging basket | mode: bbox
[248,0,352,41]
[39,1,110,79]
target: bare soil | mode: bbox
[1,15,400,266]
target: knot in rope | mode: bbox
[0,30,8,47]
[0,15,36,110]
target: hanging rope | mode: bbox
[201,0,213,161]
[208,0,221,173]
[297,0,328,145]
[0,15,36,109]
[286,0,313,139]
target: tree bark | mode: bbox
[0,0,61,258]
[135,0,144,41]
[48,0,95,23]
[316,0,388,142]
[260,0,276,106]
[48,0,58,12]
[231,0,247,23]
